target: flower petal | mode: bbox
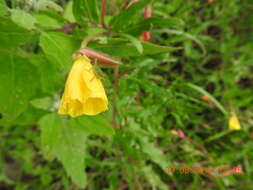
[58,55,108,117]
[228,114,241,130]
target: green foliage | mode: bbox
[0,0,253,189]
[89,38,178,57]
[73,0,99,24]
[0,18,32,50]
[0,0,8,16]
[39,32,80,70]
[0,54,38,123]
[10,9,37,30]
[39,113,87,188]
[110,0,152,31]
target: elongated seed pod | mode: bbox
[78,48,120,67]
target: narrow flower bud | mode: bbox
[78,48,120,67]
[228,113,241,130]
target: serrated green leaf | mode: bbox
[39,113,62,160]
[11,9,37,30]
[0,18,32,50]
[0,54,38,122]
[56,119,87,188]
[39,113,87,188]
[39,32,80,70]
[74,115,115,137]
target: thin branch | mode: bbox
[80,32,105,48]
[112,65,119,129]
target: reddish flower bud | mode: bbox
[77,48,120,67]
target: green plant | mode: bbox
[0,0,252,189]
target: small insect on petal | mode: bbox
[58,55,108,117]
[228,113,241,130]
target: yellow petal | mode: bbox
[58,55,108,117]
[228,113,241,130]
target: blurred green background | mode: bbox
[0,0,252,189]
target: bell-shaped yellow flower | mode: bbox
[228,113,241,130]
[58,55,108,117]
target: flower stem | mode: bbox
[101,0,107,28]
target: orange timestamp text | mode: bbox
[167,165,243,176]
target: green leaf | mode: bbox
[154,29,206,54]
[0,54,38,122]
[141,141,168,173]
[64,1,76,22]
[74,115,115,137]
[0,18,32,50]
[187,83,228,116]
[11,9,37,30]
[72,0,83,23]
[10,105,44,126]
[39,32,80,70]
[30,97,53,111]
[205,130,232,143]
[90,38,180,57]
[126,17,184,36]
[39,113,87,188]
[56,119,87,188]
[83,0,99,23]
[33,12,65,29]
[39,113,62,160]
[110,0,152,31]
[28,54,62,93]
[72,0,99,24]
[0,0,8,16]
[35,0,63,12]
[142,166,168,190]
[120,33,143,54]
[128,121,168,173]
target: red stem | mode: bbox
[101,0,107,27]
[140,6,152,41]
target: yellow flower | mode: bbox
[228,113,241,130]
[58,55,108,117]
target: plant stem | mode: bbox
[101,0,107,28]
[112,65,119,129]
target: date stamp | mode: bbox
[167,165,243,176]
